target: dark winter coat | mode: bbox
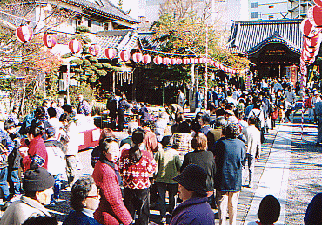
[213,137,245,192]
[170,197,215,225]
[181,150,216,192]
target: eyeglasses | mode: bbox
[86,195,99,199]
[104,137,118,142]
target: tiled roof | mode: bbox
[247,32,301,55]
[138,32,163,50]
[228,19,303,54]
[58,0,139,24]
[94,29,139,59]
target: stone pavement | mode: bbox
[243,124,291,224]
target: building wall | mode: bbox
[287,0,313,19]
[248,0,288,20]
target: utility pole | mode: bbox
[204,24,208,109]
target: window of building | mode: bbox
[268,15,274,19]
[251,12,259,18]
[88,20,91,27]
[251,2,258,8]
[269,5,274,8]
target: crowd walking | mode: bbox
[0,78,320,224]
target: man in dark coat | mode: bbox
[213,123,245,225]
[106,95,118,130]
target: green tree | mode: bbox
[151,0,249,80]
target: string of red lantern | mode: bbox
[300,0,322,73]
[15,25,243,73]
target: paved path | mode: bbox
[244,124,291,224]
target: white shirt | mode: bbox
[48,117,62,139]
[178,92,185,107]
[242,125,261,157]
[226,96,238,106]
[273,83,283,92]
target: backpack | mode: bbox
[252,110,262,130]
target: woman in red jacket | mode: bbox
[92,137,132,225]
[22,121,48,171]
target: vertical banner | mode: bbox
[245,71,252,91]
[285,66,291,80]
[290,65,297,87]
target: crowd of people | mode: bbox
[0,78,320,224]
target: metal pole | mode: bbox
[298,0,301,18]
[113,71,116,93]
[204,24,208,110]
[67,64,70,104]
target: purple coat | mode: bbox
[170,197,215,225]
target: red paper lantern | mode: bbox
[198,58,206,64]
[69,39,82,54]
[314,0,322,7]
[154,56,163,64]
[300,19,313,37]
[183,58,190,64]
[309,57,316,64]
[143,54,151,64]
[43,33,57,48]
[16,25,33,43]
[190,58,196,64]
[304,50,315,58]
[119,50,131,62]
[163,57,170,64]
[89,44,100,56]
[132,52,143,63]
[308,5,322,27]
[304,35,321,48]
[170,58,177,65]
[177,58,183,64]
[104,48,117,59]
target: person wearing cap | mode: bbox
[0,167,55,225]
[63,176,101,225]
[170,164,215,225]
[213,123,245,225]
